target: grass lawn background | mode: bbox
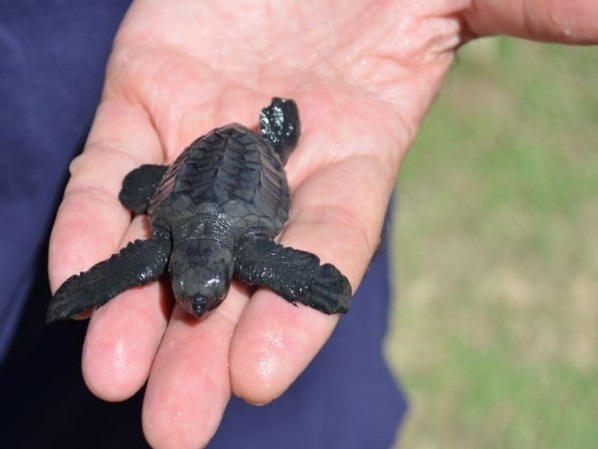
[387,38,598,448]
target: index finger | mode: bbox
[48,98,170,399]
[48,99,163,290]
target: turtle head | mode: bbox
[169,240,234,318]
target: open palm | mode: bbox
[47,1,597,448]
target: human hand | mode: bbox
[48,1,598,448]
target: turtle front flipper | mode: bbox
[47,237,171,322]
[119,164,168,214]
[234,233,352,314]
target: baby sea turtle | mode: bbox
[47,98,352,322]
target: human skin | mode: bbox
[47,1,598,448]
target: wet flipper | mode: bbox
[119,164,168,214]
[259,98,300,165]
[47,237,171,322]
[235,233,352,314]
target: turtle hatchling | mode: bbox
[47,98,352,322]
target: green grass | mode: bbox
[387,38,598,449]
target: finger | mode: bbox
[49,99,165,400]
[81,215,171,401]
[464,0,598,43]
[48,99,163,290]
[230,152,397,404]
[142,283,249,449]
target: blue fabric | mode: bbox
[0,2,406,447]
[0,0,132,361]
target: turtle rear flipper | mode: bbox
[119,164,168,214]
[47,237,171,322]
[235,234,352,314]
[259,98,300,165]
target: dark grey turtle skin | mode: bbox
[47,98,352,322]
